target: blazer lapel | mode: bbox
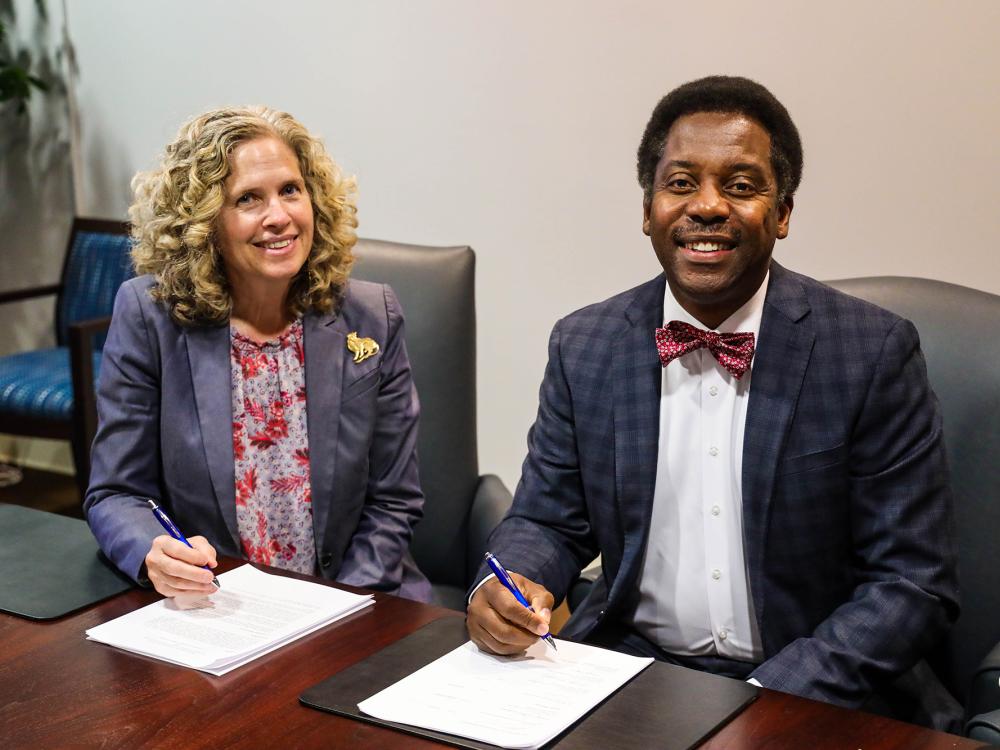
[186,323,240,548]
[742,262,814,642]
[608,275,666,607]
[304,310,347,555]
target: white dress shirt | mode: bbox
[629,273,769,663]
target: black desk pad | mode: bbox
[300,617,757,750]
[0,504,133,620]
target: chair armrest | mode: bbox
[465,474,513,586]
[0,283,62,305]
[966,708,1000,743]
[68,315,112,494]
[968,640,1000,722]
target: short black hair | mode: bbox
[637,75,803,203]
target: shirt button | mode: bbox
[320,553,333,568]
[709,446,719,457]
[711,569,722,580]
[711,505,721,516]
[718,628,728,640]
[709,385,719,396]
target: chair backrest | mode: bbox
[57,218,133,347]
[825,276,1000,701]
[351,238,479,589]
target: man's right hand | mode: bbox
[144,535,218,598]
[467,573,555,655]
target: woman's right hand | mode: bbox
[144,535,219,598]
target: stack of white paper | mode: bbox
[86,564,373,675]
[358,637,653,749]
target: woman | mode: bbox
[85,106,431,602]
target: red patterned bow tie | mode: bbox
[655,320,756,379]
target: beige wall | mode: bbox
[12,0,999,486]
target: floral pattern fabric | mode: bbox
[230,318,316,574]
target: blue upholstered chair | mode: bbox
[0,218,132,496]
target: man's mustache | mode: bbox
[671,224,741,244]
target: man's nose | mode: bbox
[685,183,730,224]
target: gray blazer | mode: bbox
[85,275,431,601]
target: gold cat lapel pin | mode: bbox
[346,332,380,363]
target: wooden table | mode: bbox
[0,560,985,749]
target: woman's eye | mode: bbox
[281,184,301,196]
[236,193,253,206]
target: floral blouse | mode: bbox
[230,319,316,574]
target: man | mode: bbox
[467,76,959,725]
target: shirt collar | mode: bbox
[662,270,770,337]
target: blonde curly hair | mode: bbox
[129,106,357,325]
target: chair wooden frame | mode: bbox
[0,217,129,496]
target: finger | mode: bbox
[146,540,216,590]
[467,602,535,655]
[472,585,545,651]
[468,616,526,655]
[156,536,213,567]
[147,562,217,595]
[187,536,218,568]
[149,575,206,599]
[528,593,555,629]
[157,556,216,588]
[484,579,550,637]
[154,567,217,593]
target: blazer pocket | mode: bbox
[776,443,847,476]
[341,368,380,403]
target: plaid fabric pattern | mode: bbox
[482,261,957,711]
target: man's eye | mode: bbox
[667,178,694,191]
[728,181,755,193]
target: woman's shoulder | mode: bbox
[342,278,390,307]
[332,279,404,336]
[115,274,157,308]
[340,278,403,317]
[113,274,181,332]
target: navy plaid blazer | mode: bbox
[481,261,958,708]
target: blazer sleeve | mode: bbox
[84,282,169,582]
[749,317,960,706]
[469,319,600,602]
[335,286,427,593]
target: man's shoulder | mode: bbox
[556,274,664,335]
[772,264,904,334]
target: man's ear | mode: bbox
[776,194,793,240]
[642,199,652,236]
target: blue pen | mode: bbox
[146,499,220,588]
[484,552,557,651]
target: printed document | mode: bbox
[85,564,373,675]
[358,637,653,749]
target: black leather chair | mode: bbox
[825,276,1000,739]
[351,238,513,610]
[565,275,1000,737]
